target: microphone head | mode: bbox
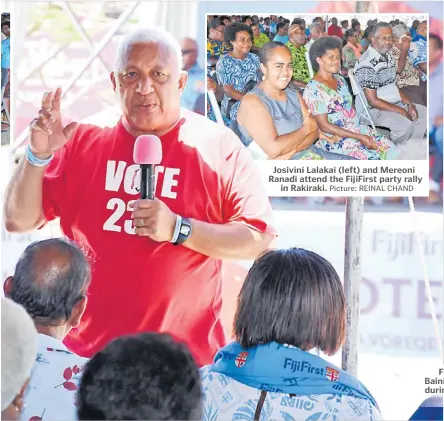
[133,135,162,165]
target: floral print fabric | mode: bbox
[200,366,383,421]
[21,334,89,421]
[303,74,396,160]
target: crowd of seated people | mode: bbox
[3,238,443,420]
[205,15,442,200]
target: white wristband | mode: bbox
[171,214,182,243]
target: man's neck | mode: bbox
[36,324,68,342]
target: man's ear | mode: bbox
[178,71,188,95]
[70,296,87,329]
[4,276,13,298]
[110,72,117,92]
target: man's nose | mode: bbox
[136,77,154,95]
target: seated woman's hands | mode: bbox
[318,131,378,150]
[357,134,378,150]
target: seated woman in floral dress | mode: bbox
[303,36,396,160]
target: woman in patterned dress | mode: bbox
[216,23,261,122]
[303,36,396,160]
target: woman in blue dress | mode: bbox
[216,23,260,122]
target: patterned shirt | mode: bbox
[409,37,427,67]
[253,33,270,48]
[354,45,397,90]
[409,36,427,81]
[216,53,260,121]
[286,42,310,83]
[207,39,232,61]
[21,334,89,421]
[389,45,420,88]
[200,366,383,421]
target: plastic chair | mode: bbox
[305,51,314,79]
[207,90,224,125]
[348,68,376,130]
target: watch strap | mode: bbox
[173,217,192,246]
[171,215,182,244]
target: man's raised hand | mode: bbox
[29,88,78,158]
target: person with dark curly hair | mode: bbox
[77,333,202,420]
[200,248,381,420]
[304,36,396,159]
[216,22,260,121]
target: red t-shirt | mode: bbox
[42,109,275,366]
[328,25,343,38]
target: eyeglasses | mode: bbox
[374,36,394,42]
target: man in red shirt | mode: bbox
[3,27,275,366]
[328,18,344,39]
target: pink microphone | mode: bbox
[133,135,163,200]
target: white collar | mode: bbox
[37,333,69,353]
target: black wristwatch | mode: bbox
[173,217,192,246]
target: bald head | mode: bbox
[180,37,198,71]
[5,238,91,325]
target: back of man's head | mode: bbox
[1,298,37,413]
[77,333,203,420]
[6,238,91,325]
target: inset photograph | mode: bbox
[206,14,428,161]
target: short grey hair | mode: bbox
[392,24,410,39]
[309,22,322,34]
[114,27,183,74]
[1,298,38,411]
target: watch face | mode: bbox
[181,225,191,236]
